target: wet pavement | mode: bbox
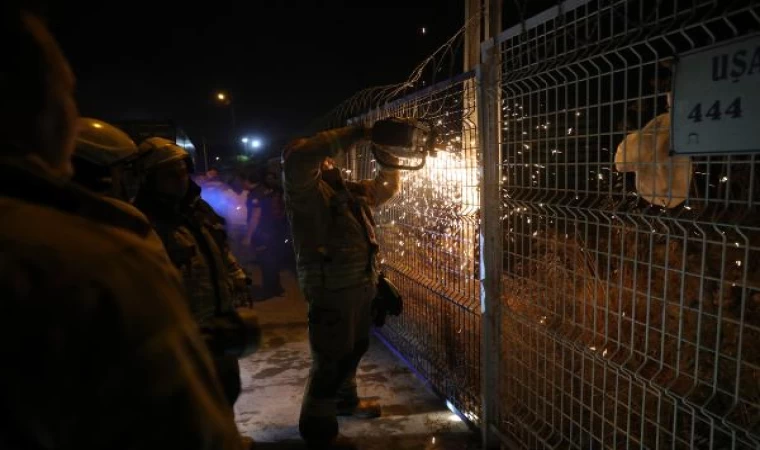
[234,270,480,449]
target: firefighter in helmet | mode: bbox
[133,138,256,415]
[72,117,139,199]
[283,118,424,446]
[0,7,242,449]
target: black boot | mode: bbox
[336,397,381,419]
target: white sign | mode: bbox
[672,34,760,155]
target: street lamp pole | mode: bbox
[215,91,237,134]
[201,136,210,172]
[229,104,237,131]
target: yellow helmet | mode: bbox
[75,118,138,166]
[138,137,191,172]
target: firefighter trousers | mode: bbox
[299,282,376,440]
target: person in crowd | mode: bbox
[282,119,415,446]
[198,167,227,190]
[205,167,221,182]
[243,168,286,301]
[133,139,254,414]
[263,159,292,266]
[263,157,296,274]
[0,5,244,449]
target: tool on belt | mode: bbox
[372,273,403,327]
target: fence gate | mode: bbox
[489,0,760,448]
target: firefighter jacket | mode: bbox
[0,155,243,450]
[135,181,247,327]
[282,126,401,291]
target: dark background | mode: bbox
[47,1,559,159]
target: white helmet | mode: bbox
[138,137,191,172]
[75,118,138,166]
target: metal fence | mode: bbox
[336,0,760,448]
[348,73,483,423]
[490,0,760,448]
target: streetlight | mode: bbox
[213,91,236,129]
[240,136,263,151]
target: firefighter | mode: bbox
[72,117,139,199]
[0,6,243,449]
[71,117,179,251]
[282,119,419,446]
[133,138,255,413]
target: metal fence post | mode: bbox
[477,36,503,449]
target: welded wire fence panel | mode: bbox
[348,74,482,422]
[496,0,760,448]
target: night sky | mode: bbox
[48,1,557,155]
